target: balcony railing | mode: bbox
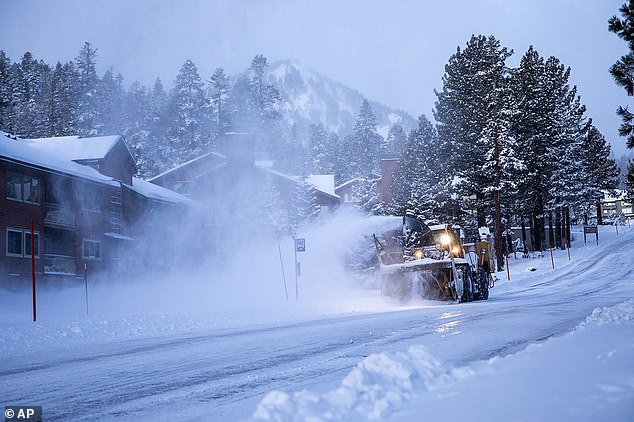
[44,255,76,275]
[44,204,76,228]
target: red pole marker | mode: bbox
[31,217,37,322]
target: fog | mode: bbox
[0,0,629,156]
[7,209,403,325]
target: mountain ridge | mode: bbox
[265,59,417,141]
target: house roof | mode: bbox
[149,152,227,183]
[0,132,119,186]
[127,177,203,207]
[24,135,122,161]
[335,173,381,192]
[307,175,336,196]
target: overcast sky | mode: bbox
[0,0,631,156]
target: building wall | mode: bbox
[101,140,136,185]
[0,163,45,286]
[1,161,125,287]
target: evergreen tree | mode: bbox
[542,58,594,221]
[122,81,159,178]
[609,1,634,200]
[289,179,321,233]
[511,46,557,250]
[352,99,382,175]
[208,67,231,139]
[145,77,169,174]
[164,59,211,166]
[337,134,358,183]
[582,121,621,223]
[11,52,52,137]
[310,123,334,174]
[391,115,450,222]
[249,55,281,122]
[99,68,126,135]
[249,55,282,158]
[434,35,514,236]
[50,61,78,136]
[0,51,12,131]
[353,176,386,215]
[75,42,101,136]
[340,99,382,180]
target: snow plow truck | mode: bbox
[373,215,494,302]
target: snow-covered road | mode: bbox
[2,225,633,421]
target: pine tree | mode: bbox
[0,51,12,131]
[208,67,231,139]
[511,46,549,246]
[99,68,126,135]
[10,52,52,138]
[50,61,78,136]
[75,42,101,136]
[249,55,282,158]
[145,77,169,174]
[289,179,320,233]
[582,121,621,223]
[249,55,281,122]
[340,99,382,181]
[609,1,634,201]
[542,58,594,222]
[310,123,334,174]
[164,59,211,166]
[353,99,382,175]
[391,115,450,222]
[434,35,514,236]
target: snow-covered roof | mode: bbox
[0,132,119,186]
[25,135,122,161]
[149,151,226,182]
[128,178,203,207]
[307,175,336,196]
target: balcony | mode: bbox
[44,204,76,228]
[44,255,76,275]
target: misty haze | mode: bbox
[1,1,634,421]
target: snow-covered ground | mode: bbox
[1,213,633,421]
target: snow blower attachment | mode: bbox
[373,216,494,302]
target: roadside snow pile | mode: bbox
[253,300,634,421]
[575,298,634,329]
[0,313,204,358]
[252,345,468,421]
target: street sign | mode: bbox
[583,225,599,245]
[295,238,306,252]
[584,225,597,234]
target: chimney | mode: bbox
[380,158,400,204]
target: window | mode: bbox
[83,190,100,211]
[7,229,23,256]
[6,228,39,258]
[82,239,101,260]
[6,171,40,204]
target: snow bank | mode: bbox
[252,299,634,421]
[575,298,634,329]
[252,345,465,421]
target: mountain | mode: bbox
[265,59,417,141]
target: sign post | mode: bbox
[294,237,306,300]
[584,225,598,246]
